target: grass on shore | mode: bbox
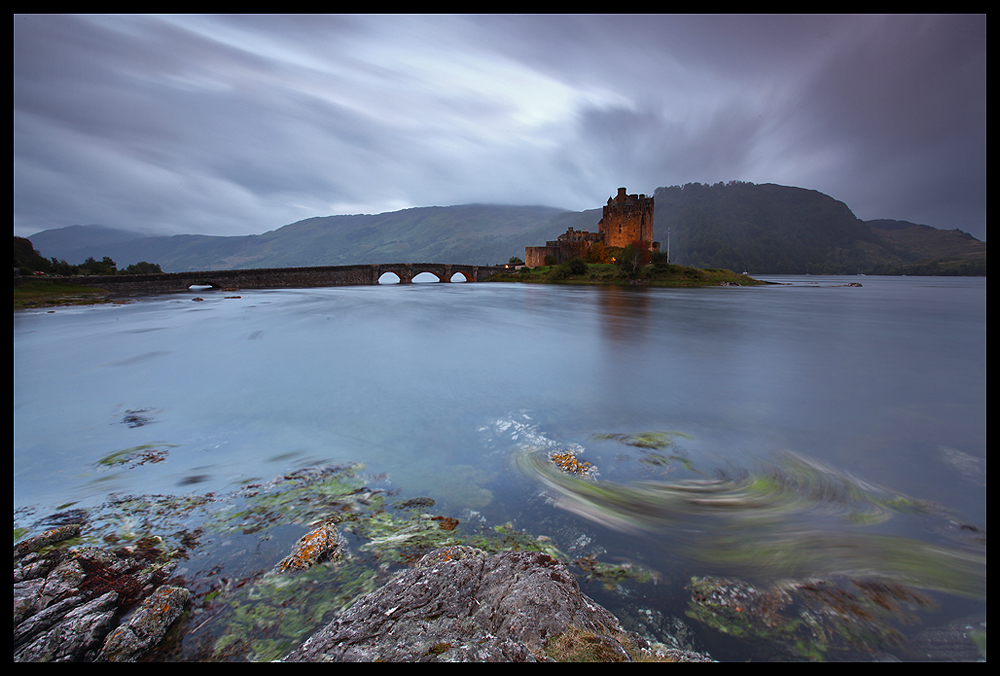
[13,278,116,310]
[488,262,768,287]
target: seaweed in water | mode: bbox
[97,444,175,469]
[516,443,985,600]
[121,408,156,428]
[685,574,938,660]
[14,461,590,662]
[593,431,698,474]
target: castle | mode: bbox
[525,187,658,267]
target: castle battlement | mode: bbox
[599,187,655,249]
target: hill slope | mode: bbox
[26,224,150,260]
[653,182,984,274]
[28,205,570,273]
[24,183,984,275]
[865,219,986,274]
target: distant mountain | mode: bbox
[865,219,986,274]
[26,205,570,272]
[26,224,149,261]
[24,183,985,275]
[652,182,985,275]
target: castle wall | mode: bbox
[525,229,602,267]
[556,239,591,262]
[525,246,557,267]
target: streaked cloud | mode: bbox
[14,14,986,239]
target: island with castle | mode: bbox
[493,187,764,287]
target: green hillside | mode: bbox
[865,219,987,275]
[652,182,984,275]
[30,205,570,273]
[23,183,984,275]
[655,182,881,274]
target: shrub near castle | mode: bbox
[494,254,765,287]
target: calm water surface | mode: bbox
[13,275,985,661]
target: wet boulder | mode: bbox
[14,525,188,662]
[284,546,713,662]
[97,585,191,661]
[14,589,120,662]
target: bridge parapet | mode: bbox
[57,263,506,295]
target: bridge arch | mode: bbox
[412,271,443,283]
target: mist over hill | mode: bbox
[26,224,150,257]
[25,183,984,275]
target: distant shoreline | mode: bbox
[486,263,772,287]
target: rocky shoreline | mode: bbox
[14,524,188,662]
[14,521,712,662]
[13,458,985,662]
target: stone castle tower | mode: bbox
[599,187,655,249]
[524,187,657,267]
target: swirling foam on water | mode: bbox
[491,415,985,600]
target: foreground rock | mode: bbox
[284,546,713,662]
[16,520,712,662]
[14,525,188,662]
[96,585,190,661]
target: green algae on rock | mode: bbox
[592,431,699,474]
[209,558,380,662]
[572,555,661,591]
[282,547,715,662]
[17,460,641,661]
[686,574,939,661]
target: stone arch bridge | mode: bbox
[61,263,507,296]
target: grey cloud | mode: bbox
[774,15,986,228]
[14,14,986,240]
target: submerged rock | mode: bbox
[686,574,947,661]
[283,546,714,662]
[894,614,986,662]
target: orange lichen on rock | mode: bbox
[549,450,597,477]
[431,516,460,531]
[275,523,345,573]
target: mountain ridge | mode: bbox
[23,184,984,275]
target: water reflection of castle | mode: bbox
[525,187,659,267]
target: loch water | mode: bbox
[13,275,986,661]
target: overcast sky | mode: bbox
[14,14,987,241]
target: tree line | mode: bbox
[14,236,162,276]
